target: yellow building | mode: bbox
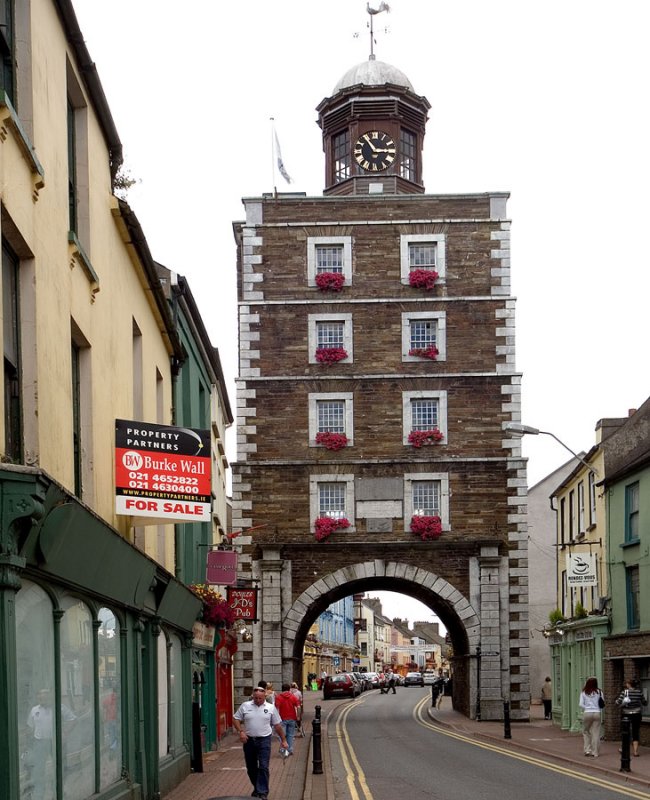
[0,2,214,797]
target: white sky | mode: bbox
[72,1,648,621]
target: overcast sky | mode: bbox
[73,4,647,624]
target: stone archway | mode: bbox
[282,560,479,658]
[279,560,480,717]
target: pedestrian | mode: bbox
[275,683,301,754]
[385,669,397,694]
[579,676,604,757]
[615,677,647,757]
[233,686,289,800]
[290,682,303,703]
[541,676,553,720]
[264,682,276,705]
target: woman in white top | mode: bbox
[579,676,604,757]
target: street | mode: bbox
[327,688,650,800]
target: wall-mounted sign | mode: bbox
[566,553,597,587]
[115,419,211,523]
[227,588,258,621]
[207,550,238,585]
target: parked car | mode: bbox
[355,672,372,691]
[422,671,437,685]
[395,673,405,686]
[364,672,382,689]
[404,672,424,687]
[348,672,366,693]
[323,672,362,699]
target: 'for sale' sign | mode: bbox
[115,419,211,523]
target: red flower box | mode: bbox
[408,429,444,448]
[408,345,439,360]
[315,272,345,292]
[409,269,439,290]
[314,516,350,542]
[315,346,348,364]
[315,432,349,450]
[410,515,442,541]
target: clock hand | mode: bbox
[363,134,378,152]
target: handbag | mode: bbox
[598,692,605,709]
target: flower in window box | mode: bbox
[189,583,236,627]
[410,515,442,541]
[314,516,350,542]
[408,269,439,290]
[408,345,439,360]
[315,431,349,450]
[315,271,345,292]
[315,346,348,364]
[407,428,444,448]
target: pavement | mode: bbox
[163,692,650,800]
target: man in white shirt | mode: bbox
[233,686,288,800]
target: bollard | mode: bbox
[315,704,321,721]
[620,716,631,773]
[312,714,323,774]
[503,701,512,739]
[431,684,438,707]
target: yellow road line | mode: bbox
[413,697,650,800]
[334,696,374,800]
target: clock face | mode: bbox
[354,130,396,172]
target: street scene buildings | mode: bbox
[0,2,648,800]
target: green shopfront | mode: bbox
[0,466,201,800]
[548,614,609,732]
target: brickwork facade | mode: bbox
[232,191,529,720]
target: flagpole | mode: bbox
[270,117,278,196]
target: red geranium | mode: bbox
[409,269,439,290]
[315,272,345,292]
[315,432,349,450]
[315,346,348,364]
[408,345,439,360]
[314,516,350,542]
[408,429,444,448]
[190,584,236,627]
[410,515,442,541]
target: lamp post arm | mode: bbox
[537,430,599,477]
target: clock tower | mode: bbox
[317,56,430,195]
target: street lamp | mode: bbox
[504,423,599,476]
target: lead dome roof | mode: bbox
[333,58,414,94]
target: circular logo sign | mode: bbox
[122,451,144,471]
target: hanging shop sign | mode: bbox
[566,553,597,587]
[207,550,238,585]
[115,419,211,522]
[227,587,258,622]
[192,621,216,649]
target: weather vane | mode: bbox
[366,2,391,59]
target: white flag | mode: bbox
[274,129,293,184]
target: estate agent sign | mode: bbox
[115,419,211,522]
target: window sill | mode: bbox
[68,231,100,300]
[0,91,45,191]
[621,538,641,549]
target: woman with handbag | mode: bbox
[616,677,647,756]
[579,676,604,757]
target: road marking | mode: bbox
[334,695,374,800]
[413,697,650,799]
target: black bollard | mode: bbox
[431,684,438,707]
[312,714,323,774]
[315,704,321,721]
[620,716,631,773]
[503,701,512,739]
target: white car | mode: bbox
[422,671,437,685]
